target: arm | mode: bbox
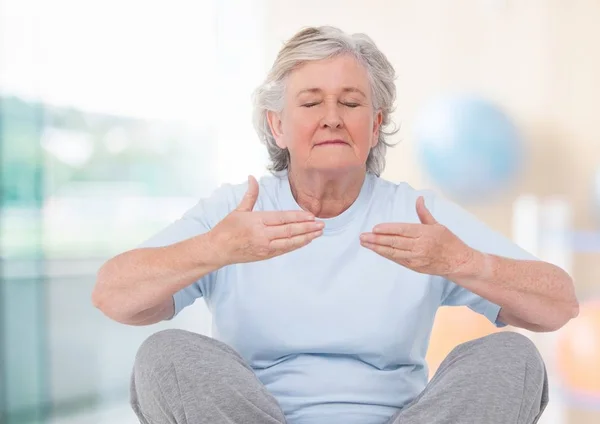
[92,233,219,326]
[92,176,321,326]
[361,193,580,333]
[448,251,579,332]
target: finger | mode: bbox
[269,229,323,251]
[416,196,437,225]
[236,176,259,212]
[372,223,422,237]
[360,241,398,259]
[361,241,412,260]
[266,221,325,240]
[360,233,414,251]
[261,211,315,225]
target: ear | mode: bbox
[371,110,383,148]
[267,110,287,149]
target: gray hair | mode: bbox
[252,26,398,176]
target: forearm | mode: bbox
[92,233,220,323]
[449,250,579,332]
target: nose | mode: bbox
[321,102,343,129]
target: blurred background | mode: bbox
[1,0,599,423]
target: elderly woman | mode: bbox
[93,26,579,424]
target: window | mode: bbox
[0,0,267,420]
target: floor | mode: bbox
[47,403,137,424]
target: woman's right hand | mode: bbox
[207,176,324,267]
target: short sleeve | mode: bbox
[136,184,238,318]
[428,191,539,327]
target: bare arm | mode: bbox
[92,176,322,327]
[92,233,219,326]
[362,195,579,333]
[450,252,579,332]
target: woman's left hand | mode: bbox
[360,196,477,278]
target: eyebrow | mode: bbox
[296,87,367,98]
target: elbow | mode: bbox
[570,299,580,319]
[541,300,579,332]
[91,262,121,320]
[92,261,111,311]
[91,282,108,312]
[91,287,102,310]
[562,270,580,320]
[91,285,130,324]
[561,274,580,324]
[92,266,104,308]
[550,270,580,330]
[91,279,111,317]
[92,261,149,325]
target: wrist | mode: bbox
[447,248,488,281]
[181,230,228,271]
[202,230,230,269]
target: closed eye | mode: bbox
[302,102,320,108]
[342,102,360,108]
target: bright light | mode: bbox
[0,0,217,124]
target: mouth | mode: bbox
[315,139,349,146]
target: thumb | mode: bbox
[416,196,437,225]
[236,176,259,212]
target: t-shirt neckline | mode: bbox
[276,170,375,234]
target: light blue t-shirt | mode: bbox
[138,171,537,424]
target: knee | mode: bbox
[471,332,545,375]
[133,329,192,378]
[480,332,548,408]
[133,329,242,379]
[485,332,542,359]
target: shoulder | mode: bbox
[371,176,537,260]
[370,175,438,211]
[370,175,482,229]
[185,173,283,218]
[216,172,283,205]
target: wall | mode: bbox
[263,0,600,293]
[262,1,600,423]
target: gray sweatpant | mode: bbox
[130,329,548,424]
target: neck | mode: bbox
[287,167,367,218]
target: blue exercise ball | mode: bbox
[414,94,523,202]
